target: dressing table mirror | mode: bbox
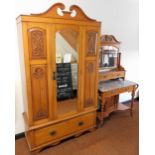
[99,35,123,73]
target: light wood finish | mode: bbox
[17,3,100,152]
[100,85,134,97]
[98,35,125,123]
[34,112,95,146]
[31,3,96,21]
[99,70,125,81]
[57,99,77,116]
[98,35,138,125]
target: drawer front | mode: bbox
[103,86,133,97]
[112,71,125,79]
[99,71,125,81]
[99,73,113,81]
[34,112,96,146]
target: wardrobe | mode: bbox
[17,3,101,152]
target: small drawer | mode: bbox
[99,74,113,81]
[34,112,96,146]
[99,71,125,81]
[103,86,134,97]
[112,71,125,79]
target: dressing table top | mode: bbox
[99,79,137,93]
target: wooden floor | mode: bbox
[16,101,139,155]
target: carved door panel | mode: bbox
[27,23,53,122]
[30,65,49,121]
[28,27,47,59]
[84,61,97,108]
[83,27,99,109]
[86,29,98,57]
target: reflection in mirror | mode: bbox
[99,46,118,72]
[56,29,78,116]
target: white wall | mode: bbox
[15,0,139,134]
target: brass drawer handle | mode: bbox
[116,74,120,76]
[78,121,84,126]
[49,130,57,136]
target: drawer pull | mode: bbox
[78,121,84,126]
[116,74,120,76]
[103,75,107,78]
[49,130,57,136]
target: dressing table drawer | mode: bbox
[112,71,125,79]
[99,74,113,81]
[34,112,96,146]
[99,71,125,81]
[102,86,133,97]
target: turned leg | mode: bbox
[100,96,106,126]
[130,88,135,117]
[114,95,119,109]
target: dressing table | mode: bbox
[98,35,138,126]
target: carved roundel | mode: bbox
[86,62,94,73]
[35,109,47,120]
[33,67,44,79]
[86,98,93,106]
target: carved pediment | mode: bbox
[31,3,96,21]
[100,35,121,48]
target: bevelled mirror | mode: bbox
[56,29,78,116]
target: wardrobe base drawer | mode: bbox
[33,112,96,146]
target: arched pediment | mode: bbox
[31,3,96,21]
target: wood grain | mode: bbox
[16,3,100,152]
[30,65,49,121]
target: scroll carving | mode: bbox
[87,31,97,56]
[100,35,120,43]
[100,35,121,48]
[28,28,47,59]
[31,3,96,21]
